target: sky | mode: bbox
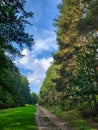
[15,0,61,93]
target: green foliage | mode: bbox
[0,0,34,56]
[0,51,31,109]
[39,64,60,106]
[40,0,98,120]
[72,0,98,115]
[47,105,96,130]
[30,92,38,105]
[0,0,34,109]
[77,1,98,34]
[0,106,38,130]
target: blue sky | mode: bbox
[15,0,61,93]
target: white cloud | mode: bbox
[15,47,54,93]
[14,0,60,93]
[15,30,57,93]
[24,56,53,93]
[17,48,53,70]
[35,36,56,52]
[33,30,58,54]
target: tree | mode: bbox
[0,0,34,56]
[40,0,98,116]
[39,64,61,106]
[73,0,98,115]
[0,50,31,108]
[0,0,34,109]
[30,92,38,105]
[53,0,81,106]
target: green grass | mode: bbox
[0,105,38,130]
[47,105,98,130]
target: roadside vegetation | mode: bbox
[0,0,34,109]
[0,105,38,130]
[39,0,98,129]
[1,0,98,129]
[46,105,98,130]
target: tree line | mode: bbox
[0,0,37,109]
[39,0,98,117]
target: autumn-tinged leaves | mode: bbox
[39,0,98,116]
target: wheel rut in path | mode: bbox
[36,106,71,130]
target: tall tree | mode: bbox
[40,0,98,116]
[0,0,34,56]
[53,0,81,101]
[0,0,34,109]
[74,0,98,114]
[0,55,31,109]
[39,64,60,106]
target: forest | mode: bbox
[39,0,98,118]
[0,0,37,108]
[0,0,98,129]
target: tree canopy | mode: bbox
[0,0,34,56]
[0,0,34,109]
[39,0,98,116]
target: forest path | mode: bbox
[36,106,71,130]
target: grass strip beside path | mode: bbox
[47,106,98,130]
[0,105,38,130]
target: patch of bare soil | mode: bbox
[36,106,71,130]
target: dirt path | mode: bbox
[36,106,71,130]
